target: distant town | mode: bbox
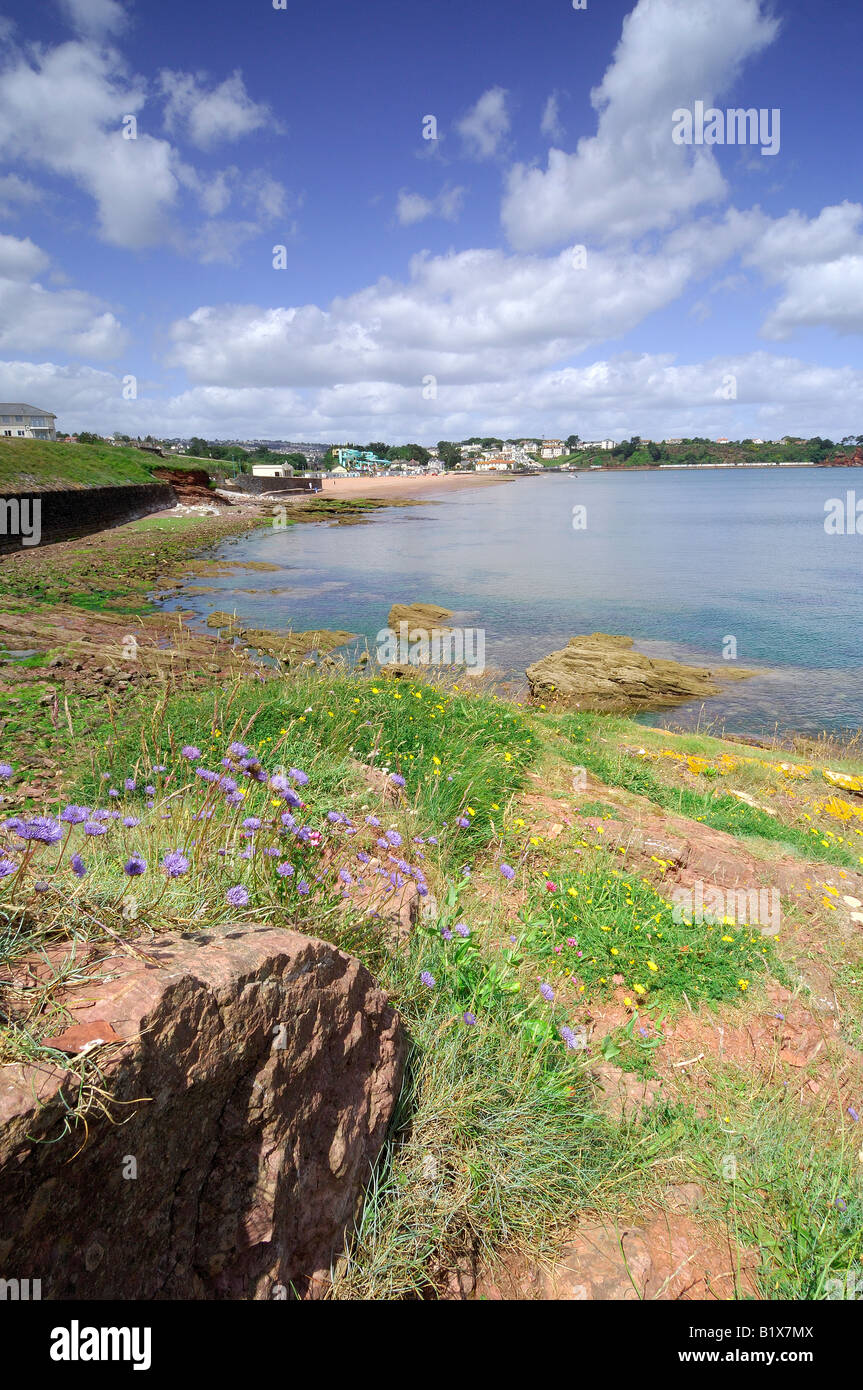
[2,404,861,474]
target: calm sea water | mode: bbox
[159,467,863,742]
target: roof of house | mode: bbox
[0,403,56,415]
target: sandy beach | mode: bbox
[318,471,517,500]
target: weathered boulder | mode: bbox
[526,632,753,711]
[0,925,405,1300]
[387,601,453,631]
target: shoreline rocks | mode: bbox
[0,926,405,1300]
[526,632,755,711]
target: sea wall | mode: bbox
[0,482,175,554]
[224,476,322,495]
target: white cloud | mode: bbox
[502,0,779,250]
[58,0,128,40]
[159,69,274,149]
[0,41,179,249]
[540,93,564,143]
[0,173,43,219]
[0,235,126,357]
[165,232,719,391]
[0,233,49,281]
[395,184,464,226]
[8,349,861,444]
[457,87,510,161]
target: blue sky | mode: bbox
[0,0,862,443]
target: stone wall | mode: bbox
[0,482,176,554]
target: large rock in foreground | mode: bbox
[526,632,753,711]
[0,926,404,1300]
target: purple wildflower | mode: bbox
[269,774,291,794]
[289,768,309,786]
[0,762,13,780]
[228,742,249,757]
[500,864,516,880]
[70,853,86,878]
[389,773,406,788]
[124,778,136,792]
[276,862,294,876]
[145,785,155,796]
[21,817,63,844]
[456,817,470,828]
[849,1107,860,1123]
[124,854,147,877]
[297,880,310,895]
[463,1012,477,1026]
[196,768,218,783]
[60,805,89,824]
[0,858,18,878]
[181,746,201,761]
[242,817,262,831]
[84,822,107,837]
[420,971,436,988]
[122,816,140,829]
[455,923,470,938]
[540,983,555,1003]
[365,815,381,828]
[441,928,453,940]
[161,850,190,878]
[226,885,250,907]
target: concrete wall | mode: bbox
[223,476,322,496]
[0,482,176,554]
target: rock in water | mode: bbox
[387,601,453,630]
[0,926,405,1299]
[526,632,754,711]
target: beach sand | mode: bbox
[318,472,516,501]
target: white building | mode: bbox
[0,403,56,439]
[576,439,615,451]
[540,439,565,459]
[252,463,291,477]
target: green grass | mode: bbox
[2,668,860,1299]
[559,712,862,868]
[0,438,196,491]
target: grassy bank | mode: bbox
[2,664,861,1298]
[0,437,191,490]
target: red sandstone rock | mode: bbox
[0,925,405,1300]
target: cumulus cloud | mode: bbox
[502,0,779,250]
[457,87,510,160]
[395,184,465,226]
[0,40,289,257]
[8,349,861,444]
[0,41,179,248]
[159,69,274,149]
[164,232,726,391]
[58,0,128,40]
[0,235,126,357]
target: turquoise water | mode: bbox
[160,468,863,742]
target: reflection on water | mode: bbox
[157,468,863,741]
